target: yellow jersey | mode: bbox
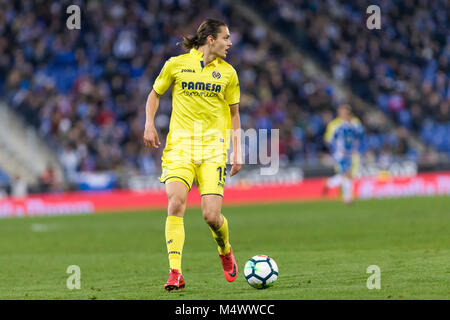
[324,116,362,145]
[153,48,240,164]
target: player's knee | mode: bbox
[202,209,221,229]
[167,195,186,216]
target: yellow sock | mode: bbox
[210,214,231,255]
[165,216,184,273]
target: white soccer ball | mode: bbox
[244,255,278,289]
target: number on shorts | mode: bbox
[217,166,227,184]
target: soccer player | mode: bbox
[323,104,364,204]
[143,19,242,291]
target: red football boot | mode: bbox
[164,269,185,291]
[219,246,238,282]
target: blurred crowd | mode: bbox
[0,0,446,189]
[248,0,450,156]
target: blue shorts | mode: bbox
[335,157,352,174]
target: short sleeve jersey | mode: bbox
[153,48,240,162]
[324,117,364,159]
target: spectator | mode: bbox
[11,175,28,198]
[1,0,446,193]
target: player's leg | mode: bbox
[326,173,342,188]
[340,158,354,204]
[201,194,230,254]
[163,180,189,291]
[341,153,359,204]
[341,173,353,204]
[197,162,238,282]
[165,180,189,267]
[323,172,342,196]
[160,163,194,291]
[323,162,341,196]
[197,162,229,253]
[201,194,237,282]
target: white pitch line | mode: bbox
[30,223,50,232]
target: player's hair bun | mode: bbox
[180,18,227,52]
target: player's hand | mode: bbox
[229,150,242,177]
[143,125,161,148]
[230,163,242,177]
[229,151,242,177]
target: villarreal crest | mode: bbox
[212,71,221,79]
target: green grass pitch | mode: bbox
[0,196,449,300]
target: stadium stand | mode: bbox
[0,0,447,192]
[245,0,450,156]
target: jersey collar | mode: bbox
[190,48,219,67]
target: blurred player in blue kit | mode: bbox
[323,104,364,204]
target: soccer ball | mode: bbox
[244,255,278,289]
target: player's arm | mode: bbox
[229,103,242,177]
[355,121,365,155]
[225,68,241,177]
[324,122,333,146]
[143,89,161,148]
[324,119,339,148]
[143,59,174,149]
